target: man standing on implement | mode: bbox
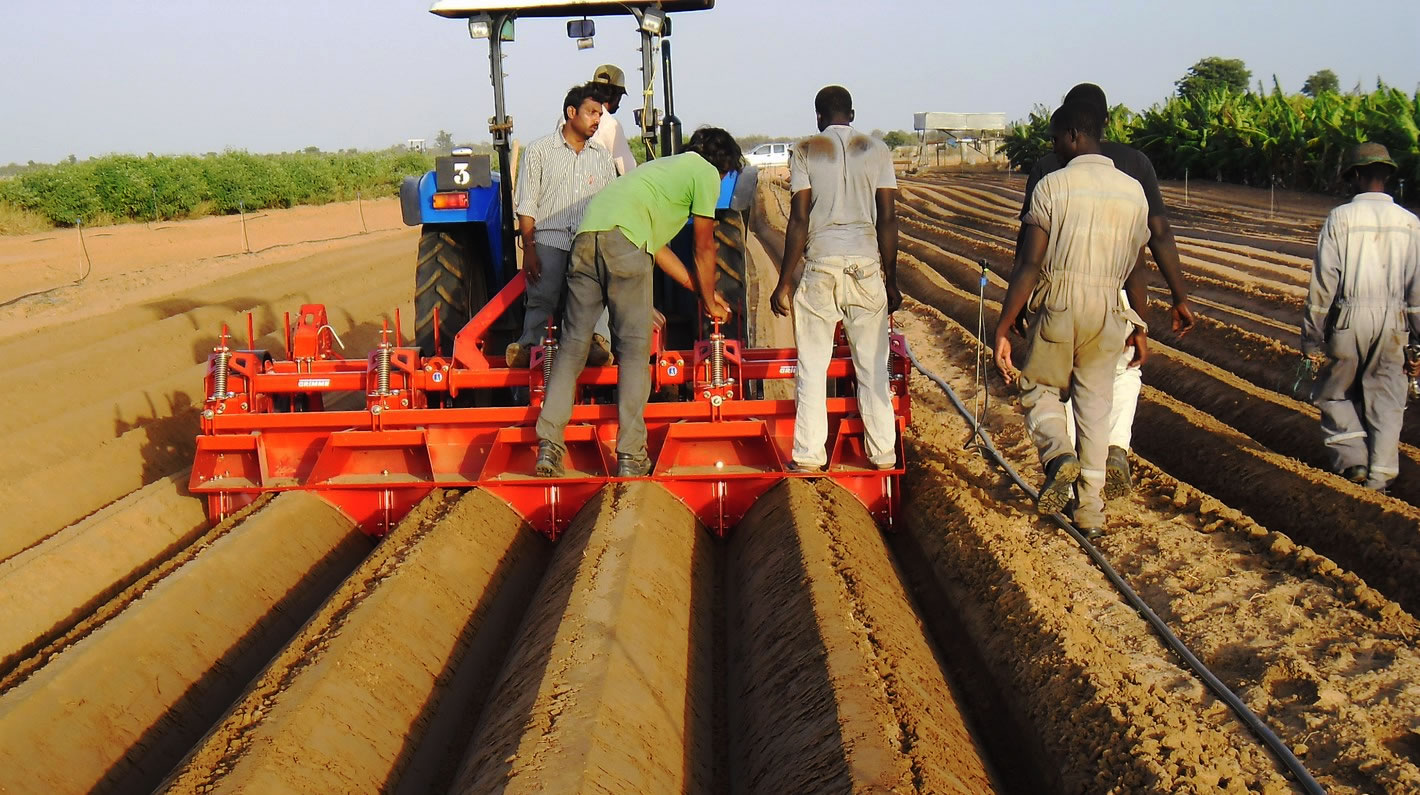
[1303,143,1420,491]
[507,83,617,369]
[771,85,901,472]
[535,127,741,478]
[995,103,1150,537]
[590,64,638,176]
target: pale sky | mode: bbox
[3,0,1418,164]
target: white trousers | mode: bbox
[791,255,897,468]
[1064,346,1142,450]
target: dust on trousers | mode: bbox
[1314,306,1409,489]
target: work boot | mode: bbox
[1340,465,1368,484]
[506,341,531,369]
[616,452,652,477]
[1037,454,1081,516]
[1103,445,1132,501]
[534,440,565,478]
[788,461,826,475]
[587,333,614,367]
[1078,524,1106,541]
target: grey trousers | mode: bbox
[1018,302,1129,528]
[1314,308,1408,488]
[517,243,611,347]
[535,229,654,458]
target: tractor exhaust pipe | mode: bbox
[659,40,681,157]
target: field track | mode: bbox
[0,176,1417,793]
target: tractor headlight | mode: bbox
[638,8,665,35]
[468,14,492,39]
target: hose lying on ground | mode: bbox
[902,339,1325,795]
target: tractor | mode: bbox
[186,1,909,538]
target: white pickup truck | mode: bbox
[744,141,792,168]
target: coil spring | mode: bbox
[375,344,392,395]
[543,341,557,384]
[211,349,231,400]
[710,334,725,387]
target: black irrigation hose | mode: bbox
[903,340,1325,795]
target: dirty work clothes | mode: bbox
[1019,152,1149,527]
[536,230,655,458]
[1314,315,1409,486]
[1065,342,1142,450]
[1022,142,1166,221]
[790,256,896,468]
[513,244,611,348]
[579,151,721,253]
[514,127,618,251]
[1304,192,1420,487]
[790,125,897,261]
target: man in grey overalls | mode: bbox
[1303,143,1420,491]
[995,104,1150,536]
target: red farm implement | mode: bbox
[188,273,909,538]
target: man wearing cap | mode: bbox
[1303,142,1420,491]
[508,82,618,370]
[590,64,638,176]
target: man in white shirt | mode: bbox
[1303,142,1420,491]
[771,85,901,473]
[508,83,618,368]
[590,64,638,176]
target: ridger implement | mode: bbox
[189,275,911,538]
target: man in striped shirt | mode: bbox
[508,83,619,369]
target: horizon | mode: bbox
[3,0,1418,164]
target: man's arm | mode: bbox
[517,215,542,283]
[692,215,730,321]
[1302,216,1342,356]
[1124,249,1149,367]
[876,187,901,312]
[1405,225,1420,376]
[993,223,1049,383]
[655,245,730,315]
[771,189,813,316]
[1146,214,1195,333]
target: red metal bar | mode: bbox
[247,313,255,351]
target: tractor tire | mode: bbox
[710,208,750,343]
[414,225,488,359]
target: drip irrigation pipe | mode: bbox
[903,339,1325,795]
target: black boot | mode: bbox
[534,440,566,478]
[616,452,652,477]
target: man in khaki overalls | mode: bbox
[995,103,1149,536]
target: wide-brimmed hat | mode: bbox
[1343,142,1397,174]
[592,64,627,92]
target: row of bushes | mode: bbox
[0,149,436,228]
[1002,83,1420,202]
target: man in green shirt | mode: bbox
[535,127,741,478]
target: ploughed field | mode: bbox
[0,176,1417,794]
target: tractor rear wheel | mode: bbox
[711,208,749,343]
[414,225,488,359]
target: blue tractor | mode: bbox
[399,0,758,358]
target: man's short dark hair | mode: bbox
[684,126,743,175]
[814,85,853,118]
[1063,83,1108,129]
[563,82,603,117]
[1050,103,1103,141]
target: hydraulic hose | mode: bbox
[902,340,1325,795]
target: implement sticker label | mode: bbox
[297,378,331,388]
[779,365,796,375]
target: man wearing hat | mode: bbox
[1303,142,1420,491]
[590,64,638,175]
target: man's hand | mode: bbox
[1171,299,1197,335]
[705,291,732,322]
[994,333,1020,385]
[523,242,542,284]
[771,282,794,317]
[885,282,903,313]
[1126,327,1148,367]
[1406,356,1420,378]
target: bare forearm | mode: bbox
[654,246,695,291]
[518,215,536,245]
[1147,216,1188,302]
[877,214,898,286]
[1125,257,1148,321]
[779,216,810,289]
